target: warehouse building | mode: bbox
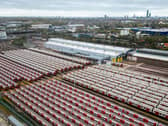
[0,31,7,40]
[131,28,168,36]
[67,24,85,32]
[45,38,132,64]
[31,24,52,29]
[128,48,168,67]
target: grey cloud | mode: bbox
[0,0,167,16]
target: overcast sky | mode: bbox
[0,0,167,17]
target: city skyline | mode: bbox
[0,0,168,17]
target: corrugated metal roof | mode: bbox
[68,24,85,27]
[45,42,108,61]
[132,52,168,62]
[49,38,131,53]
[140,28,168,32]
[45,38,131,61]
[138,48,168,55]
[45,41,122,57]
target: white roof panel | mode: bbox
[49,38,131,53]
[46,41,122,57]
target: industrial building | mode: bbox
[131,28,168,36]
[128,48,168,67]
[45,38,132,63]
[116,28,130,36]
[31,24,52,29]
[0,31,7,39]
[72,33,93,38]
[67,24,85,32]
[4,21,23,28]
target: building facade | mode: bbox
[45,38,131,64]
[128,48,168,67]
[0,31,7,39]
[31,24,52,29]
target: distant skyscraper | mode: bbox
[146,9,151,18]
[104,14,108,19]
[149,12,152,17]
[146,9,149,17]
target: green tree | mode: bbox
[12,36,26,47]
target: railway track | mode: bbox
[1,67,168,125]
[54,75,168,125]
